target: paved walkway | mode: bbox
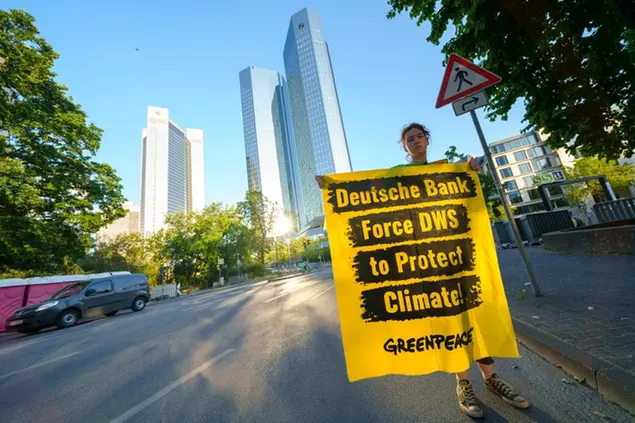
[498,247,635,376]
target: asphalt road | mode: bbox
[0,269,633,423]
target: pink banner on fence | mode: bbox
[0,286,27,332]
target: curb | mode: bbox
[513,317,635,415]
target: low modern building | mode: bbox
[488,131,576,215]
[96,201,140,244]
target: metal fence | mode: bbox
[516,209,574,242]
[491,209,575,246]
[593,198,635,223]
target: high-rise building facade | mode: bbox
[239,66,301,232]
[96,201,140,244]
[489,131,573,215]
[185,128,205,213]
[140,106,205,237]
[284,7,352,227]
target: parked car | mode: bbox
[4,274,150,334]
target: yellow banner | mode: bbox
[322,163,518,382]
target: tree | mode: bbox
[238,191,278,266]
[158,204,249,287]
[387,0,635,159]
[0,10,125,272]
[444,146,467,163]
[79,232,149,275]
[563,157,635,204]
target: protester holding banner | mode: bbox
[316,123,529,418]
[397,123,529,418]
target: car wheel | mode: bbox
[56,309,79,329]
[104,311,117,317]
[131,296,147,312]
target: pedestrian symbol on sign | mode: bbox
[454,67,473,92]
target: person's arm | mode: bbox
[458,156,485,173]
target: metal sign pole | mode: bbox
[469,110,543,297]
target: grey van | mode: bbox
[5,274,150,334]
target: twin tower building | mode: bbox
[140,8,351,238]
[240,8,352,234]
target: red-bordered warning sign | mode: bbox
[436,53,502,109]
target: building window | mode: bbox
[514,150,527,161]
[495,155,509,166]
[491,133,537,154]
[508,191,523,204]
[523,176,535,188]
[527,189,541,200]
[500,167,513,178]
[518,163,533,174]
[528,146,547,158]
[536,157,553,170]
[504,180,518,191]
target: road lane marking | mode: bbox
[0,351,81,381]
[307,285,334,301]
[109,348,235,423]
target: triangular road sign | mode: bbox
[435,53,502,109]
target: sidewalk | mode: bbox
[498,247,635,414]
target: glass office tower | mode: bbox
[239,67,301,231]
[283,7,352,227]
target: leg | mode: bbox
[476,357,495,379]
[455,367,484,419]
[477,357,530,409]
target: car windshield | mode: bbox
[49,282,89,300]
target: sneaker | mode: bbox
[484,374,530,409]
[457,379,484,419]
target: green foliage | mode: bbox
[0,9,125,272]
[78,232,158,282]
[160,204,245,288]
[444,146,467,163]
[243,262,265,278]
[387,0,635,159]
[563,157,635,204]
[238,190,278,266]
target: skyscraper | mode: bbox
[140,106,205,237]
[284,7,352,227]
[185,128,205,213]
[239,66,301,232]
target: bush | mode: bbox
[244,262,265,278]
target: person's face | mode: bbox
[403,128,429,157]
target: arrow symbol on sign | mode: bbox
[462,96,480,111]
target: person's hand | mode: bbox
[315,175,326,189]
[468,156,483,173]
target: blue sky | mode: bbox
[7,0,527,207]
